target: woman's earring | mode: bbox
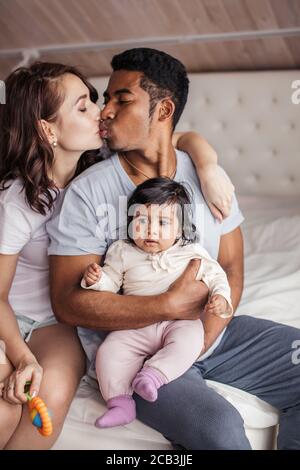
[52,140,57,147]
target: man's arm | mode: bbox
[200,227,244,352]
[49,255,209,330]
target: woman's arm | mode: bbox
[173,131,235,221]
[0,254,36,366]
[173,131,217,169]
[0,254,42,402]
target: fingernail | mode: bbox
[31,390,37,398]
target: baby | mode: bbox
[81,177,233,428]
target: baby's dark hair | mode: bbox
[127,177,197,246]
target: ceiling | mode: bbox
[0,0,300,79]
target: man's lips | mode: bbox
[99,128,108,138]
[99,123,109,138]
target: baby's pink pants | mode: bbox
[95,319,204,401]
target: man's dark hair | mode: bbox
[127,177,197,246]
[111,48,189,130]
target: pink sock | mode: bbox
[95,395,136,428]
[132,366,167,402]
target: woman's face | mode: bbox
[52,73,102,153]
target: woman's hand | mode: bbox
[0,358,43,405]
[198,164,235,222]
[173,131,235,221]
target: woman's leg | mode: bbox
[0,360,22,448]
[4,323,85,450]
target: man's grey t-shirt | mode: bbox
[48,149,244,258]
[47,149,244,367]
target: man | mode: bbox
[48,48,300,449]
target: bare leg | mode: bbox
[4,323,85,450]
[0,360,22,448]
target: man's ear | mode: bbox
[158,98,175,123]
[39,119,57,146]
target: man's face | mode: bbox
[100,70,153,151]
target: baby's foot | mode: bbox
[132,366,166,402]
[95,395,136,428]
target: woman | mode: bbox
[0,62,233,449]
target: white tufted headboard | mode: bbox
[178,71,300,196]
[91,70,300,196]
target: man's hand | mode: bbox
[50,255,208,330]
[166,259,209,320]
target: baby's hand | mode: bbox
[83,263,102,287]
[205,294,228,317]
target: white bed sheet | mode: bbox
[53,195,300,450]
[236,195,300,329]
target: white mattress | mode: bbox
[53,195,300,450]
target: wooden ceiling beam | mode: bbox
[1,27,300,60]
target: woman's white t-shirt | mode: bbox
[0,178,63,322]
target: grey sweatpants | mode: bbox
[135,315,300,450]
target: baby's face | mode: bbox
[129,203,180,254]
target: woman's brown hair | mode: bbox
[0,62,103,215]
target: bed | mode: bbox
[53,70,300,450]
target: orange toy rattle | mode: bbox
[24,381,53,437]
